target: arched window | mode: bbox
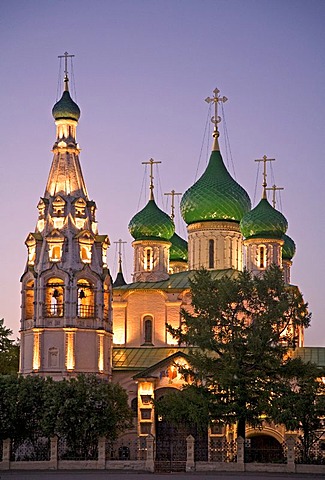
[77,279,95,318]
[131,397,138,417]
[144,247,153,271]
[209,239,214,269]
[45,278,64,317]
[144,316,153,344]
[25,280,34,320]
[258,245,266,269]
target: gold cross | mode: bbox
[164,189,182,221]
[142,158,161,200]
[114,239,127,272]
[266,184,284,208]
[58,51,75,79]
[255,155,275,199]
[205,87,228,137]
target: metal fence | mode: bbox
[57,437,98,461]
[10,438,50,462]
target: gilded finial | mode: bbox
[205,87,228,151]
[255,155,276,199]
[58,51,75,91]
[142,158,161,200]
[114,239,127,273]
[266,184,284,208]
[164,189,182,221]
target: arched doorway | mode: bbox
[155,387,208,472]
[245,434,285,463]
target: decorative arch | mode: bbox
[77,278,95,318]
[25,279,35,320]
[45,277,64,317]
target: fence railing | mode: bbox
[0,435,324,473]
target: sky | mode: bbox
[0,0,324,346]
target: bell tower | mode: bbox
[20,53,112,379]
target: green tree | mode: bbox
[272,359,325,463]
[0,318,19,375]
[43,374,133,458]
[167,265,310,438]
[0,375,50,441]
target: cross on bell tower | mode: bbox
[58,51,75,91]
[164,189,182,221]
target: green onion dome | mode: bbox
[169,232,188,262]
[128,199,175,241]
[240,198,288,239]
[52,90,81,122]
[282,234,296,260]
[180,150,251,225]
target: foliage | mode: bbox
[0,375,50,441]
[272,359,325,462]
[166,265,311,438]
[0,374,133,456]
[0,318,19,375]
[43,375,133,458]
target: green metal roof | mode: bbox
[113,347,191,371]
[128,199,175,241]
[170,232,188,262]
[282,234,296,260]
[240,198,288,240]
[113,268,239,292]
[52,90,81,122]
[180,150,251,225]
[292,347,325,367]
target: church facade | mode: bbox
[19,66,316,451]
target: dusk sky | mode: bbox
[1,0,324,346]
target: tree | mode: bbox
[0,318,19,375]
[272,359,325,463]
[43,374,133,458]
[167,265,310,438]
[0,374,133,460]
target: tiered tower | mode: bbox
[20,54,112,379]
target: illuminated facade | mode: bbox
[20,66,112,379]
[20,67,308,452]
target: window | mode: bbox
[25,280,34,320]
[258,245,266,269]
[131,397,138,417]
[141,409,152,420]
[144,316,153,344]
[144,247,153,271]
[209,239,214,269]
[45,278,64,317]
[77,279,95,318]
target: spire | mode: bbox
[142,158,161,200]
[113,239,127,287]
[205,87,228,151]
[254,155,275,199]
[164,189,182,221]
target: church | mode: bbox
[19,58,321,453]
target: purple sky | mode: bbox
[1,0,324,346]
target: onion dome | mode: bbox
[128,199,175,241]
[240,198,288,239]
[282,234,296,260]
[181,150,251,225]
[52,90,81,122]
[170,232,188,262]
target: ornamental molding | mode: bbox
[187,221,241,233]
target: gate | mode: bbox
[155,419,208,472]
